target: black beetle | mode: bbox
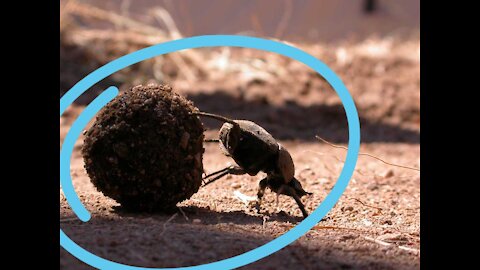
[193,112,312,218]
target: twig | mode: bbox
[69,2,167,36]
[364,236,391,246]
[178,207,189,221]
[313,225,366,232]
[152,7,182,40]
[398,245,420,254]
[315,135,420,172]
[365,236,420,254]
[151,7,197,83]
[65,29,166,47]
[349,198,383,211]
[274,0,293,39]
[250,14,264,36]
[159,213,178,237]
[303,150,344,163]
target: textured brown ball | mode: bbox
[82,84,204,212]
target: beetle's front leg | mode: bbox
[252,178,268,214]
[202,165,245,187]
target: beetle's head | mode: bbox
[219,122,240,155]
[191,111,240,155]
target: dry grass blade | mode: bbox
[313,225,366,232]
[315,135,420,171]
[364,236,391,246]
[178,207,189,221]
[69,2,167,36]
[159,213,178,237]
[398,245,420,254]
[349,197,383,211]
[274,0,293,39]
[365,236,420,255]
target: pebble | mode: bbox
[382,169,395,178]
[192,219,202,224]
[383,220,393,225]
[231,182,242,189]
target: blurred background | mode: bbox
[60,1,420,269]
[60,0,419,143]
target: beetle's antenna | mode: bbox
[193,112,239,127]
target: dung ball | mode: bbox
[82,84,204,212]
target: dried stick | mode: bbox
[152,7,205,66]
[151,7,197,83]
[349,197,383,211]
[364,236,391,246]
[274,0,293,39]
[398,245,420,254]
[314,225,365,231]
[159,213,178,237]
[69,2,167,36]
[364,236,420,254]
[315,135,420,172]
[178,207,189,221]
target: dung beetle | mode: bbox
[193,112,312,218]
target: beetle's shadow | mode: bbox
[111,204,304,225]
[61,208,398,269]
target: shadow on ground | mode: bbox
[60,207,398,270]
[188,91,419,144]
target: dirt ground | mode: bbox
[60,38,419,269]
[60,4,419,266]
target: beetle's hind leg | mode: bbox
[202,165,245,187]
[279,184,309,218]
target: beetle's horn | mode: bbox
[192,112,239,127]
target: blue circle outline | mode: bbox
[60,35,360,270]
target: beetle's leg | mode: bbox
[202,165,245,187]
[203,165,244,179]
[204,139,220,143]
[203,166,230,179]
[275,185,285,211]
[279,184,309,218]
[253,178,268,213]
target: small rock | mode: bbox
[231,182,241,189]
[383,220,393,225]
[382,169,395,178]
[367,183,379,191]
[192,219,202,224]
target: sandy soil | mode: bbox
[61,139,419,269]
[60,33,419,269]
